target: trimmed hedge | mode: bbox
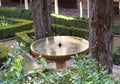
[113,22,120,34]
[0,6,88,28]
[0,17,33,40]
[51,14,88,28]
[52,24,88,39]
[15,29,34,47]
[0,43,9,66]
[1,6,120,33]
[113,45,120,64]
[15,24,89,46]
[0,6,32,20]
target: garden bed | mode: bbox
[0,17,33,40]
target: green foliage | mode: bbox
[0,17,33,39]
[0,16,14,27]
[15,29,34,47]
[51,13,88,28]
[113,45,120,64]
[0,6,32,20]
[0,6,88,28]
[15,23,89,47]
[0,43,27,83]
[0,43,48,84]
[0,43,9,66]
[42,55,120,84]
[0,43,119,83]
[114,22,120,34]
[0,6,120,35]
[52,24,88,39]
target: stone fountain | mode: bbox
[30,36,89,69]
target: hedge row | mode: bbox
[0,6,32,20]
[113,22,120,34]
[51,14,88,28]
[0,17,33,40]
[52,24,88,39]
[15,29,34,47]
[15,24,89,46]
[1,6,120,31]
[0,6,88,28]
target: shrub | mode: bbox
[0,6,32,20]
[42,55,120,84]
[113,45,120,64]
[0,6,88,28]
[0,16,15,27]
[15,29,34,47]
[51,13,88,28]
[0,43,119,83]
[52,24,88,39]
[0,43,47,83]
[15,24,89,47]
[0,43,9,66]
[114,22,120,34]
[0,17,33,39]
[0,6,120,33]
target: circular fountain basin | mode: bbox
[30,36,89,62]
[31,36,89,69]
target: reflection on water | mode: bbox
[33,36,89,56]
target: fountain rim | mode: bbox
[30,36,89,57]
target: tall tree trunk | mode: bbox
[31,0,51,40]
[89,0,114,73]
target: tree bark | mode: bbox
[89,0,114,73]
[31,0,51,40]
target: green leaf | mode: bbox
[39,58,48,70]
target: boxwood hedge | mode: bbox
[0,6,32,20]
[0,6,88,28]
[15,24,89,47]
[0,17,33,40]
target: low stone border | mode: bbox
[114,34,120,37]
[0,37,16,42]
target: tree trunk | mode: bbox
[31,0,51,40]
[89,0,114,73]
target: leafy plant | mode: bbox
[0,43,119,84]
[113,45,120,64]
[42,55,120,84]
[0,43,48,84]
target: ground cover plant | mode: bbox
[0,43,119,84]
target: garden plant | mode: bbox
[0,43,119,84]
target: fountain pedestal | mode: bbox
[56,61,66,69]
